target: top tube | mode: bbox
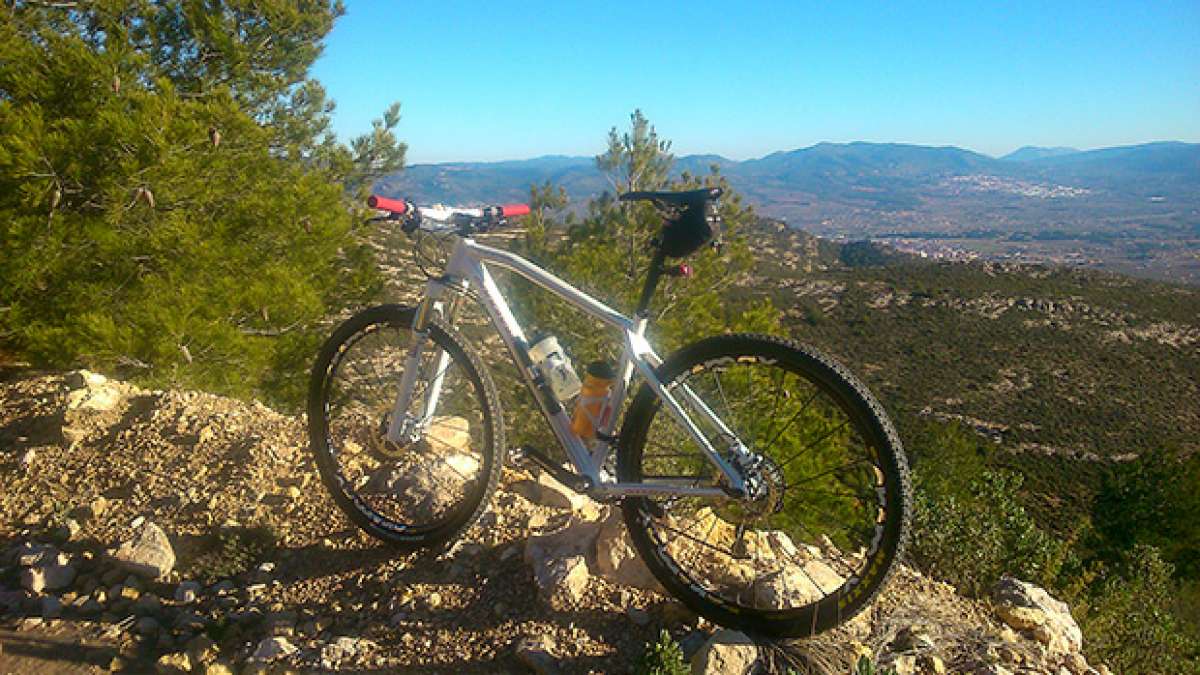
[456,238,635,334]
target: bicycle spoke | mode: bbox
[775,419,852,470]
[689,515,721,570]
[713,370,736,430]
[788,457,868,487]
[759,389,821,456]
[658,521,738,561]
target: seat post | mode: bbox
[635,247,667,318]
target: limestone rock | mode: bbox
[175,580,201,604]
[515,634,559,675]
[992,576,1082,656]
[65,369,107,390]
[251,636,297,661]
[14,542,58,567]
[918,654,947,674]
[64,371,122,412]
[891,624,936,653]
[112,522,175,579]
[40,595,63,619]
[537,554,590,609]
[21,562,76,593]
[690,629,758,675]
[361,459,464,515]
[750,560,843,609]
[155,651,192,674]
[321,636,376,669]
[424,415,471,453]
[186,634,219,665]
[525,518,601,609]
[593,508,664,592]
[136,616,161,635]
[885,654,918,675]
[525,517,601,566]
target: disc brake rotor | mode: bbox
[713,455,786,526]
[367,414,411,460]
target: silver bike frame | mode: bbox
[386,235,749,500]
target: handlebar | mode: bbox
[366,195,409,214]
[367,194,529,235]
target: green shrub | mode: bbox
[636,629,690,675]
[1078,545,1200,674]
[912,468,1072,595]
[907,422,1072,595]
[0,2,404,409]
[1091,447,1200,579]
[183,524,278,584]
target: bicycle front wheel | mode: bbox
[307,304,504,548]
[616,334,910,638]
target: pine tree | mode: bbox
[495,111,779,446]
[513,110,780,364]
[0,1,404,407]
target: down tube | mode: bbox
[468,260,600,481]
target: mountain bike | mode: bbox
[307,188,910,638]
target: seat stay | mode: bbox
[624,332,748,495]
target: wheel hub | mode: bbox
[714,454,786,525]
[367,414,414,460]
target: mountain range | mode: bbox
[375,141,1199,207]
[374,141,1200,283]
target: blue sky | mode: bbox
[312,1,1200,164]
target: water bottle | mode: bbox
[527,334,582,402]
[571,361,617,441]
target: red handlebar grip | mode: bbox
[367,195,408,214]
[500,203,530,217]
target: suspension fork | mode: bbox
[385,282,460,443]
[417,292,463,425]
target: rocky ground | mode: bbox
[0,368,1117,674]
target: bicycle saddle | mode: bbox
[619,187,723,205]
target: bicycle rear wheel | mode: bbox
[307,304,504,548]
[616,334,910,638]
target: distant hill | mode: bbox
[374,141,1200,283]
[742,141,995,177]
[1000,146,1080,162]
[1016,141,1200,194]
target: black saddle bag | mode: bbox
[660,200,719,258]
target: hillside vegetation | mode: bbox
[736,220,1200,671]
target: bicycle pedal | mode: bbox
[508,445,531,467]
